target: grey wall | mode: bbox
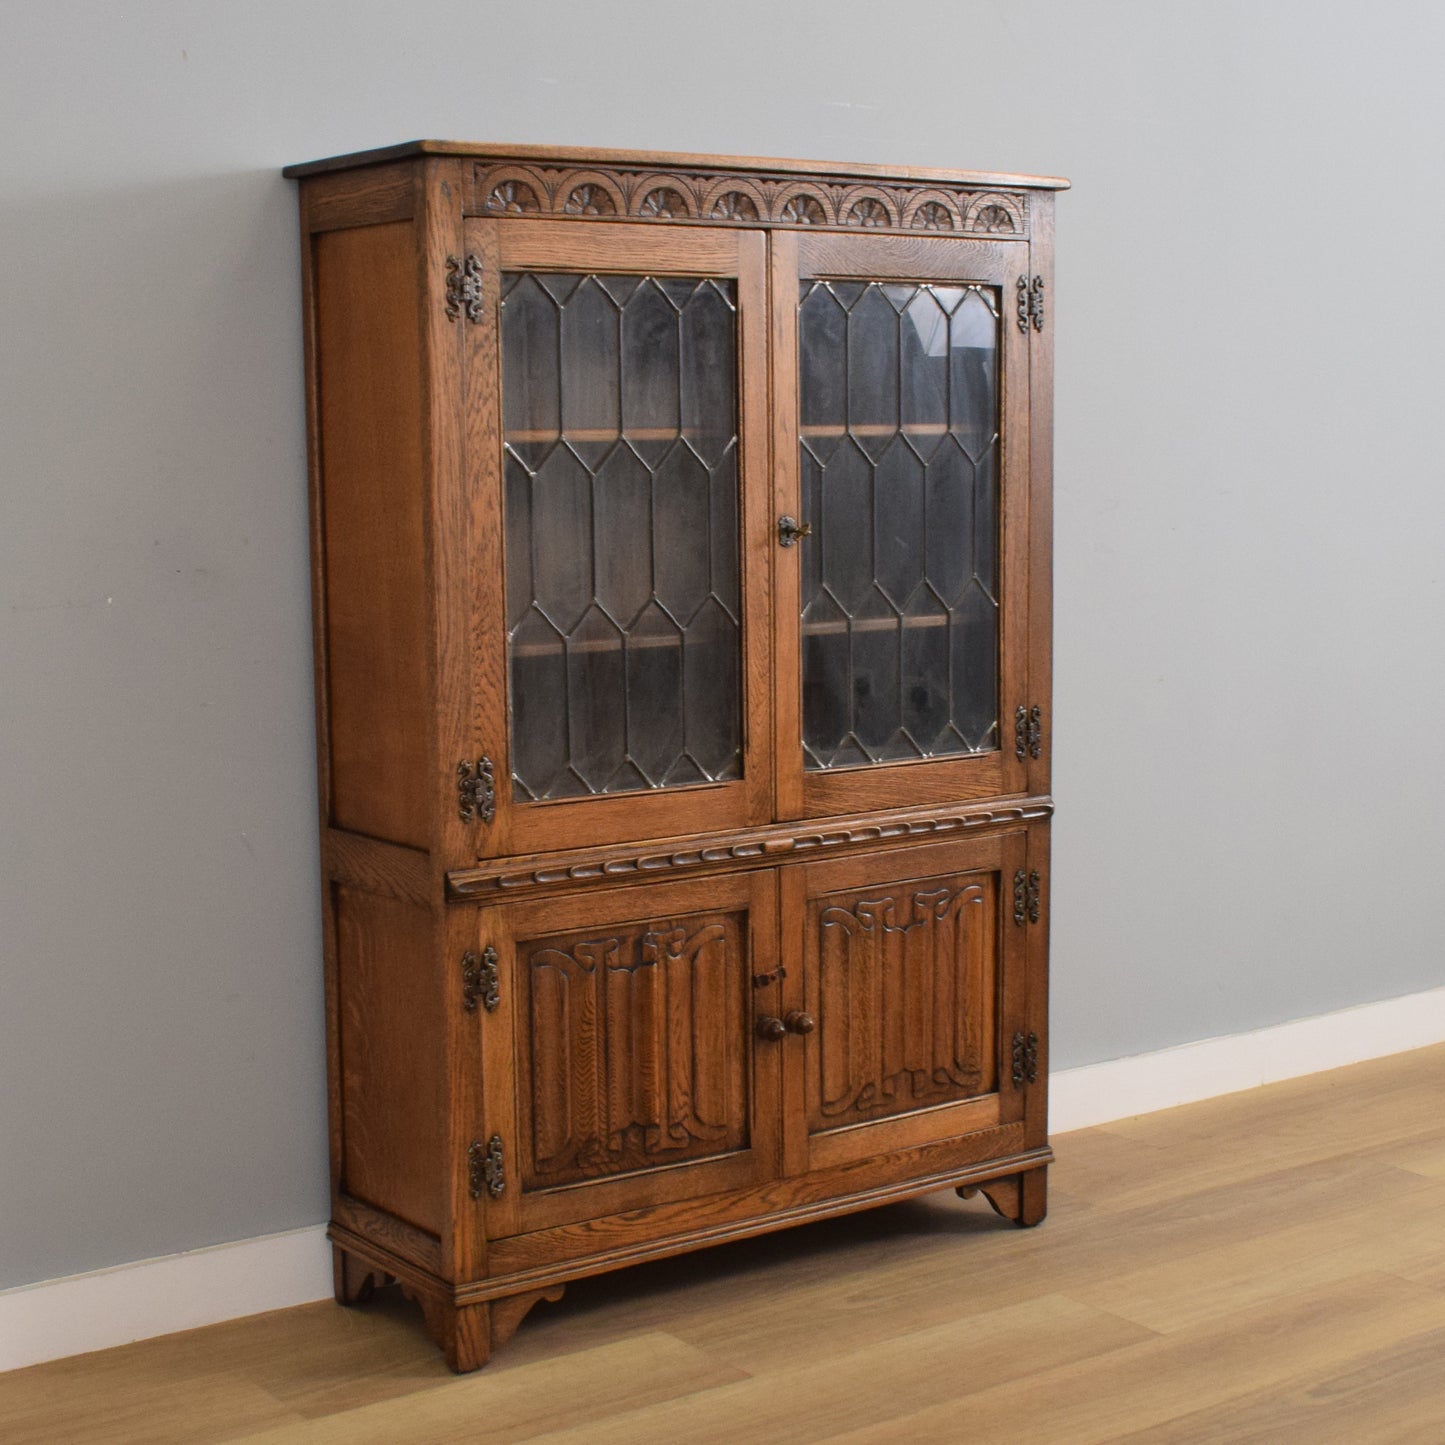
[3,1,1442,1291]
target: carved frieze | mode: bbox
[446,799,1053,904]
[473,162,1028,236]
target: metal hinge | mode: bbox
[1014,704,1043,762]
[1016,274,1045,333]
[445,253,484,323]
[1011,1031,1040,1086]
[468,1135,505,1199]
[1013,868,1041,927]
[457,757,495,824]
[462,946,500,1013]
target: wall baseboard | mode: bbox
[6,984,1445,1375]
[1047,985,1445,1134]
[0,1225,333,1374]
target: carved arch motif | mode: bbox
[469,163,1030,236]
[901,190,963,232]
[842,188,899,229]
[637,186,690,219]
[627,172,699,219]
[777,187,831,225]
[700,176,768,222]
[484,177,541,215]
[560,170,626,217]
[964,192,1025,233]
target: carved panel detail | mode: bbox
[709,189,761,221]
[907,197,959,231]
[563,179,620,216]
[471,163,1029,236]
[811,875,997,1132]
[843,192,895,228]
[521,913,748,1188]
[638,186,689,218]
[485,180,540,214]
[968,194,1023,232]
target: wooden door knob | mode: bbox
[784,1011,816,1035]
[756,1015,787,1041]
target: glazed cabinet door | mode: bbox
[778,833,1031,1177]
[771,231,1034,819]
[477,871,781,1237]
[463,221,771,858]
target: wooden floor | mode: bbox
[6,1044,1445,1443]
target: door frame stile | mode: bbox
[416,157,480,1289]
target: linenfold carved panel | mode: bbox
[473,162,1028,236]
[810,874,997,1132]
[521,913,749,1189]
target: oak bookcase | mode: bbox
[284,142,1065,1370]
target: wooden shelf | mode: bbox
[505,427,731,445]
[512,631,690,658]
[802,614,949,636]
[512,613,950,656]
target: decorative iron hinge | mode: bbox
[468,1135,505,1199]
[1014,704,1043,762]
[1013,868,1041,926]
[1016,274,1045,333]
[462,946,500,1013]
[1011,1031,1040,1086]
[457,757,495,824]
[444,253,485,323]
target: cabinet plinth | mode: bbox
[291,142,1061,1372]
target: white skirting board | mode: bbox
[1047,984,1445,1134]
[5,983,1445,1375]
[0,1226,333,1375]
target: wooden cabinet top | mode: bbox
[283,139,1071,193]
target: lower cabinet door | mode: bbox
[779,832,1030,1176]
[482,871,782,1237]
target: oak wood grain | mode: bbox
[334,888,445,1236]
[313,222,431,849]
[322,830,431,906]
[302,162,415,233]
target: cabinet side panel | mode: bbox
[315,222,431,848]
[334,885,444,1235]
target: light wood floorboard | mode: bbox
[5,1043,1445,1442]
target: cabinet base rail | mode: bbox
[331,1147,1051,1372]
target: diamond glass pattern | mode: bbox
[798,280,1001,770]
[501,273,742,801]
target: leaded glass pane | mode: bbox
[799,279,1000,770]
[502,272,742,801]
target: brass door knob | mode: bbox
[784,1011,816,1035]
[756,1015,787,1041]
